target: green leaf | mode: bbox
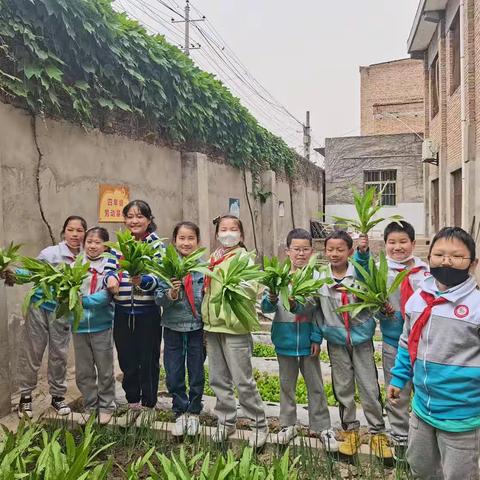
[45,65,63,81]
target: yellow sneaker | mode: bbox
[370,433,393,459]
[339,430,361,456]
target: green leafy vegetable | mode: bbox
[0,242,22,273]
[207,250,265,331]
[287,256,332,310]
[261,256,291,302]
[145,244,209,284]
[332,186,403,234]
[105,230,164,278]
[336,251,409,318]
[21,255,90,331]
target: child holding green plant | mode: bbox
[72,227,115,425]
[261,228,337,451]
[379,220,429,457]
[2,215,87,419]
[202,215,267,448]
[317,230,392,460]
[104,200,163,410]
[155,221,205,437]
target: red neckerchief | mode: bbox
[89,268,98,294]
[408,291,447,366]
[183,273,196,317]
[203,250,236,292]
[396,266,423,319]
[334,283,351,346]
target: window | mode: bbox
[364,170,397,206]
[430,55,440,118]
[450,12,461,94]
[451,169,462,227]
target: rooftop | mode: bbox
[408,0,448,54]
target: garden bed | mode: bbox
[0,411,410,479]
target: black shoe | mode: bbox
[51,396,71,416]
[18,396,33,419]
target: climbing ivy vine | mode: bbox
[0,0,298,174]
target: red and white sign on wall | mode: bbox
[98,185,129,223]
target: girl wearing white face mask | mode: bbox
[201,215,267,448]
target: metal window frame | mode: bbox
[364,169,397,206]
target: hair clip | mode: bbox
[212,215,220,225]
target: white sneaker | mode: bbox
[99,411,113,425]
[320,428,339,452]
[187,415,200,436]
[277,425,297,445]
[248,429,269,449]
[211,424,236,443]
[173,414,188,437]
[128,402,142,411]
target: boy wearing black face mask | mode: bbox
[388,227,480,480]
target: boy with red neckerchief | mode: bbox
[379,221,429,458]
[388,227,480,479]
[317,230,391,460]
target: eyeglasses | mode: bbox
[289,247,313,254]
[429,254,472,267]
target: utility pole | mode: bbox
[172,0,205,56]
[303,110,311,161]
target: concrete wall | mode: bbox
[324,132,425,235]
[0,100,323,409]
[360,58,425,136]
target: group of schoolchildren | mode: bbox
[2,198,479,479]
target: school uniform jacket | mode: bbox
[316,254,376,346]
[390,275,480,431]
[380,257,429,348]
[261,280,322,357]
[72,257,114,333]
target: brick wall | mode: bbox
[360,58,425,136]
[421,0,479,234]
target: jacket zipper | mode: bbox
[424,318,432,415]
[296,320,300,356]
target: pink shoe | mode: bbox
[128,402,142,411]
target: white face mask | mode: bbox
[386,255,415,265]
[218,231,241,248]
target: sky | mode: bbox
[116,0,420,161]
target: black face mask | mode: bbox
[430,266,470,288]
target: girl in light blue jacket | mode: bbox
[155,221,205,437]
[72,227,115,424]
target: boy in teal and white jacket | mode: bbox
[261,228,337,451]
[317,230,391,460]
[389,227,480,479]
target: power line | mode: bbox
[115,0,310,153]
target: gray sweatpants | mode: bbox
[73,329,116,412]
[407,412,480,480]
[277,354,331,432]
[383,342,411,445]
[18,306,70,398]
[328,341,385,433]
[205,332,266,431]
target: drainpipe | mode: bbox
[460,0,468,228]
